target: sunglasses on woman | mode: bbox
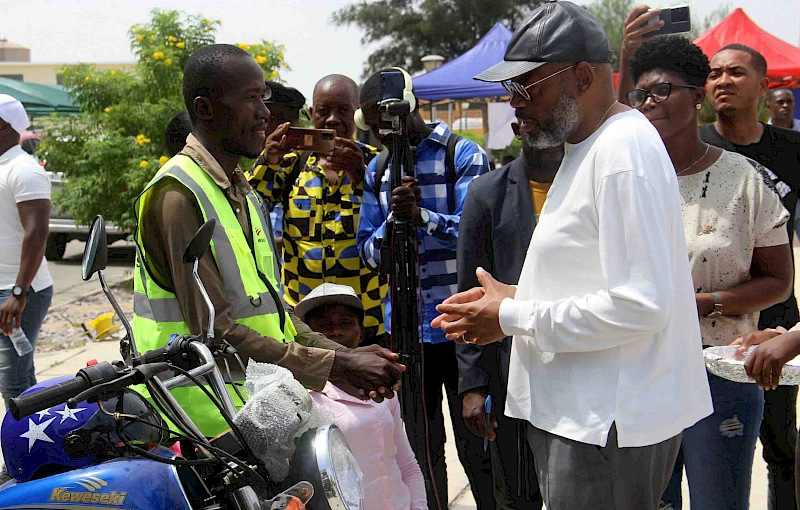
[626,82,697,108]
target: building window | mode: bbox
[0,74,23,81]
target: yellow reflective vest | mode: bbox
[132,154,295,436]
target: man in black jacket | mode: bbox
[456,125,563,508]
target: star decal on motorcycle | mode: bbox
[55,406,86,424]
[35,409,51,420]
[20,416,56,452]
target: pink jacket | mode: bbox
[311,383,427,510]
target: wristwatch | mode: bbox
[419,208,430,225]
[706,293,723,318]
[11,285,24,298]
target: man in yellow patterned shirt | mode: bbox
[248,75,387,342]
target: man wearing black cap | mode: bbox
[263,80,306,135]
[431,2,713,508]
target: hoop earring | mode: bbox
[696,103,702,110]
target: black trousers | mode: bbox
[761,385,798,509]
[490,412,542,509]
[422,341,494,510]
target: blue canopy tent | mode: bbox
[412,22,511,101]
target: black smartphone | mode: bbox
[644,4,691,37]
[380,70,406,103]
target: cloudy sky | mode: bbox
[3,0,798,99]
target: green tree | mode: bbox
[331,0,541,77]
[587,0,634,72]
[41,10,289,230]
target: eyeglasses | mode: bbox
[626,82,697,108]
[502,65,574,101]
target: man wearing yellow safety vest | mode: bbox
[132,44,405,436]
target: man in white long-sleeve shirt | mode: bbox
[431,2,712,508]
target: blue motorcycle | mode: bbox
[0,216,364,510]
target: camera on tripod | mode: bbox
[378,70,412,135]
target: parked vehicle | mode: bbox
[45,172,127,260]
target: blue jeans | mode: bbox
[0,286,52,408]
[661,372,764,509]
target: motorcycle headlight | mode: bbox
[292,424,364,510]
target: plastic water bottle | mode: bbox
[9,329,32,357]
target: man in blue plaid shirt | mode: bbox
[356,69,492,510]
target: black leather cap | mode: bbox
[475,0,613,82]
[264,80,306,108]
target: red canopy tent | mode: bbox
[694,8,800,87]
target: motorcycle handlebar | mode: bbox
[139,346,168,365]
[9,361,119,421]
[9,375,91,421]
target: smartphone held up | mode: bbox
[284,127,336,154]
[644,4,691,37]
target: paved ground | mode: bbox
[48,239,134,307]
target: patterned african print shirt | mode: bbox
[247,143,386,338]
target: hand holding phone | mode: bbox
[325,137,366,184]
[643,5,691,38]
[622,6,664,56]
[263,122,292,166]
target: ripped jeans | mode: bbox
[661,372,764,509]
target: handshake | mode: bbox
[329,344,405,402]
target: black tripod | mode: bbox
[380,98,444,510]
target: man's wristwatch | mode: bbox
[706,293,723,318]
[11,285,24,299]
[419,208,430,225]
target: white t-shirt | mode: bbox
[681,150,789,346]
[0,145,53,291]
[499,109,712,448]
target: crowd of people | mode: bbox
[4,0,800,508]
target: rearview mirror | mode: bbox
[81,215,108,281]
[182,219,216,264]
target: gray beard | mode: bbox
[524,85,582,150]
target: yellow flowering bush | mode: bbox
[45,10,292,230]
[237,40,290,81]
